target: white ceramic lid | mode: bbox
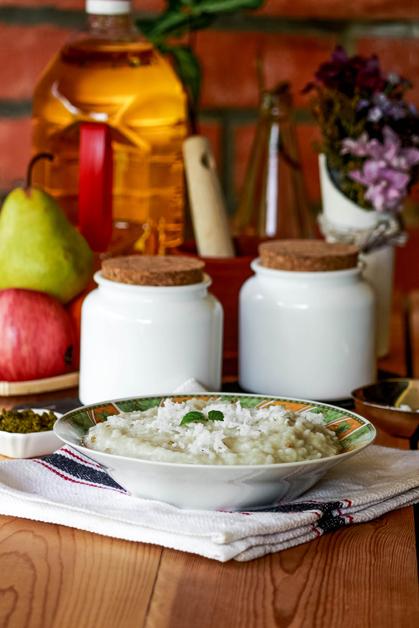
[86,0,131,15]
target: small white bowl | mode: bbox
[0,409,63,458]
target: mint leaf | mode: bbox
[208,410,224,421]
[180,411,205,425]
[180,409,224,425]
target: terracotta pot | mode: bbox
[180,240,255,378]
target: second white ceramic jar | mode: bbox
[239,241,376,401]
[79,257,223,404]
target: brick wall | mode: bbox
[1,0,419,220]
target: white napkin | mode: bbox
[0,444,417,562]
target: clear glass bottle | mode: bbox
[232,82,314,250]
[32,0,188,254]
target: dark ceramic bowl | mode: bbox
[352,379,419,438]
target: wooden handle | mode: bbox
[183,136,235,258]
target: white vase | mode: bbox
[319,154,394,358]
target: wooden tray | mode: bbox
[0,372,79,396]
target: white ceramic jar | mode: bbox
[239,241,376,401]
[79,257,223,404]
[319,153,394,358]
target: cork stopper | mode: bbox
[259,240,359,272]
[101,255,205,286]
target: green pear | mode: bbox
[0,186,93,304]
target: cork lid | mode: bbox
[259,240,359,272]
[101,255,205,286]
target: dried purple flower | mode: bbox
[342,127,419,211]
[307,46,419,212]
[351,166,409,212]
[356,98,370,112]
[310,45,386,97]
[368,107,383,122]
[341,133,371,157]
[367,93,409,122]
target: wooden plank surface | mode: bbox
[146,508,417,628]
[0,298,418,628]
[0,517,163,628]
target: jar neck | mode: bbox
[252,259,362,285]
[94,272,211,301]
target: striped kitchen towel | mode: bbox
[0,444,417,562]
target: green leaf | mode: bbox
[180,410,206,425]
[137,0,265,107]
[162,43,201,106]
[208,410,224,421]
[180,408,225,425]
[137,0,264,40]
[139,12,214,40]
[184,0,263,13]
[139,12,191,39]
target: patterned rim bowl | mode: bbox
[54,393,376,511]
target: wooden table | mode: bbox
[0,296,418,628]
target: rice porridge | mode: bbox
[84,398,341,465]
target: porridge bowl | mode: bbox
[54,393,376,510]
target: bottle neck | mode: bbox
[260,83,293,120]
[87,12,137,39]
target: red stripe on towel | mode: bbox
[34,459,124,493]
[61,447,103,469]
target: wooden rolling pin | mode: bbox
[183,136,235,257]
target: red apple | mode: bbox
[0,288,76,381]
